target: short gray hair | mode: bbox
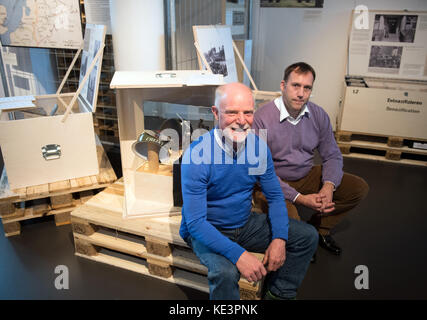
[214,83,255,110]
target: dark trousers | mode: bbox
[253,166,369,235]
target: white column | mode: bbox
[110,0,165,71]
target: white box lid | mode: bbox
[110,70,225,89]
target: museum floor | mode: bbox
[1,148,426,300]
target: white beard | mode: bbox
[222,126,250,144]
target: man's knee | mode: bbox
[208,259,240,283]
[338,173,369,203]
[347,175,369,203]
[356,177,369,200]
[305,223,319,250]
[289,219,318,251]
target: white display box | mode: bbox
[0,24,106,190]
[338,10,427,141]
[110,70,224,218]
[339,80,427,140]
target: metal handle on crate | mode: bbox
[155,72,177,78]
[42,144,62,160]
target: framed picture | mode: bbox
[260,0,324,8]
[193,25,238,83]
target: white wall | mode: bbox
[252,0,427,129]
[110,0,165,71]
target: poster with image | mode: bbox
[348,10,427,80]
[193,25,238,83]
[78,24,106,112]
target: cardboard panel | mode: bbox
[339,86,427,140]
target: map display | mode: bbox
[0,0,83,49]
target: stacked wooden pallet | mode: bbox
[0,143,117,237]
[336,131,427,167]
[71,179,264,300]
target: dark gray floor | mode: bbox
[1,151,427,300]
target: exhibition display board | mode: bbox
[110,70,224,218]
[193,24,281,105]
[339,10,427,142]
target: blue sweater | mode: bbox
[180,129,289,264]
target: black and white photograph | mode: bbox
[78,24,105,110]
[368,45,403,70]
[260,0,324,8]
[193,25,238,83]
[204,45,228,77]
[86,65,97,106]
[371,15,418,43]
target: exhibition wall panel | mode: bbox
[251,0,427,130]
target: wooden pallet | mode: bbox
[71,179,264,300]
[94,115,119,138]
[336,131,427,167]
[0,142,117,237]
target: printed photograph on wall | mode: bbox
[371,15,418,43]
[260,0,324,8]
[368,45,403,74]
[193,25,238,83]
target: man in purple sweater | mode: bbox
[252,62,369,256]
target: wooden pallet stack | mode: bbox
[336,131,427,167]
[0,142,117,237]
[71,179,264,300]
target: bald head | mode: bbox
[212,82,254,143]
[214,82,254,111]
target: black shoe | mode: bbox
[318,234,341,255]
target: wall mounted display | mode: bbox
[348,10,427,81]
[338,10,427,144]
[260,0,324,8]
[0,0,83,49]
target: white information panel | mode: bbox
[348,10,427,81]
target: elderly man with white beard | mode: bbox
[179,82,318,300]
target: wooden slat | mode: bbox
[49,180,71,193]
[75,252,210,293]
[26,183,49,198]
[3,221,21,237]
[342,153,427,167]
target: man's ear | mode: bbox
[280,80,286,91]
[212,106,219,121]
